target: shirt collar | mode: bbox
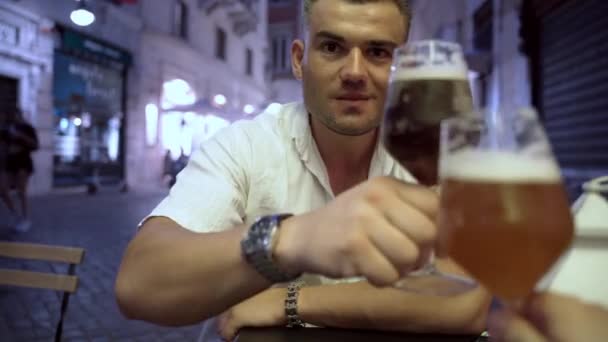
[369,138,396,178]
[286,102,398,178]
[287,102,314,162]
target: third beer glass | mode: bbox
[438,109,575,302]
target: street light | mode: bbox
[243,104,255,115]
[213,94,227,107]
[70,0,95,27]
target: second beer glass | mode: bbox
[382,40,477,295]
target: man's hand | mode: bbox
[487,292,608,342]
[276,177,438,287]
[217,288,287,341]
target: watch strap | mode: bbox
[241,214,300,283]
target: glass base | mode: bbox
[393,263,478,296]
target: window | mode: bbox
[246,48,253,76]
[216,27,226,60]
[473,0,493,52]
[0,75,18,112]
[270,34,291,73]
[173,0,188,40]
[272,38,278,69]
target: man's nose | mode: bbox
[340,49,367,86]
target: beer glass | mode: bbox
[382,40,477,295]
[383,40,474,186]
[438,108,575,303]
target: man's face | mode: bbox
[293,0,407,136]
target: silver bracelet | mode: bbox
[285,281,305,328]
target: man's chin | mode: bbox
[326,120,379,136]
[310,105,380,136]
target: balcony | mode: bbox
[198,0,259,36]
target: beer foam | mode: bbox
[392,65,468,81]
[440,150,562,183]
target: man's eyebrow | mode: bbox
[368,40,399,49]
[314,31,398,48]
[314,31,345,42]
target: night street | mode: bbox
[1,0,608,341]
[0,190,202,341]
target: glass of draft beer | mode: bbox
[438,108,575,303]
[383,40,474,186]
[382,40,478,295]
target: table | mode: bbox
[236,327,490,342]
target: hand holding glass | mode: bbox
[382,40,477,295]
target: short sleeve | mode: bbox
[147,124,251,233]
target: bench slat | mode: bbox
[0,242,84,264]
[0,269,79,293]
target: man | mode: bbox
[115,0,490,340]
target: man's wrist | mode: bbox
[294,284,313,325]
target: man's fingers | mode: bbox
[381,191,437,246]
[386,178,439,219]
[487,309,546,342]
[217,312,237,341]
[522,292,608,341]
[366,213,420,276]
[355,243,401,286]
[359,177,439,274]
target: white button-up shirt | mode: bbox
[151,102,416,230]
[147,102,417,341]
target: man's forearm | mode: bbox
[115,217,271,326]
[298,281,490,334]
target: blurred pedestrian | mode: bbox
[0,109,18,227]
[0,107,38,232]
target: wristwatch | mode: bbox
[241,214,301,283]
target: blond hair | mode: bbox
[302,0,412,34]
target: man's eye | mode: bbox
[368,48,391,59]
[321,42,341,54]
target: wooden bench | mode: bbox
[0,241,85,342]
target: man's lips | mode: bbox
[335,94,372,101]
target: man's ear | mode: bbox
[291,39,305,81]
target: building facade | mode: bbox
[133,0,269,190]
[1,0,141,194]
[267,0,302,104]
[1,0,270,194]
[0,2,54,195]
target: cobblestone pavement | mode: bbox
[0,190,202,341]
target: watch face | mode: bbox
[255,217,275,247]
[241,238,257,255]
[242,216,276,258]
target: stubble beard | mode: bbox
[312,109,380,137]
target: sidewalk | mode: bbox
[0,190,202,341]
